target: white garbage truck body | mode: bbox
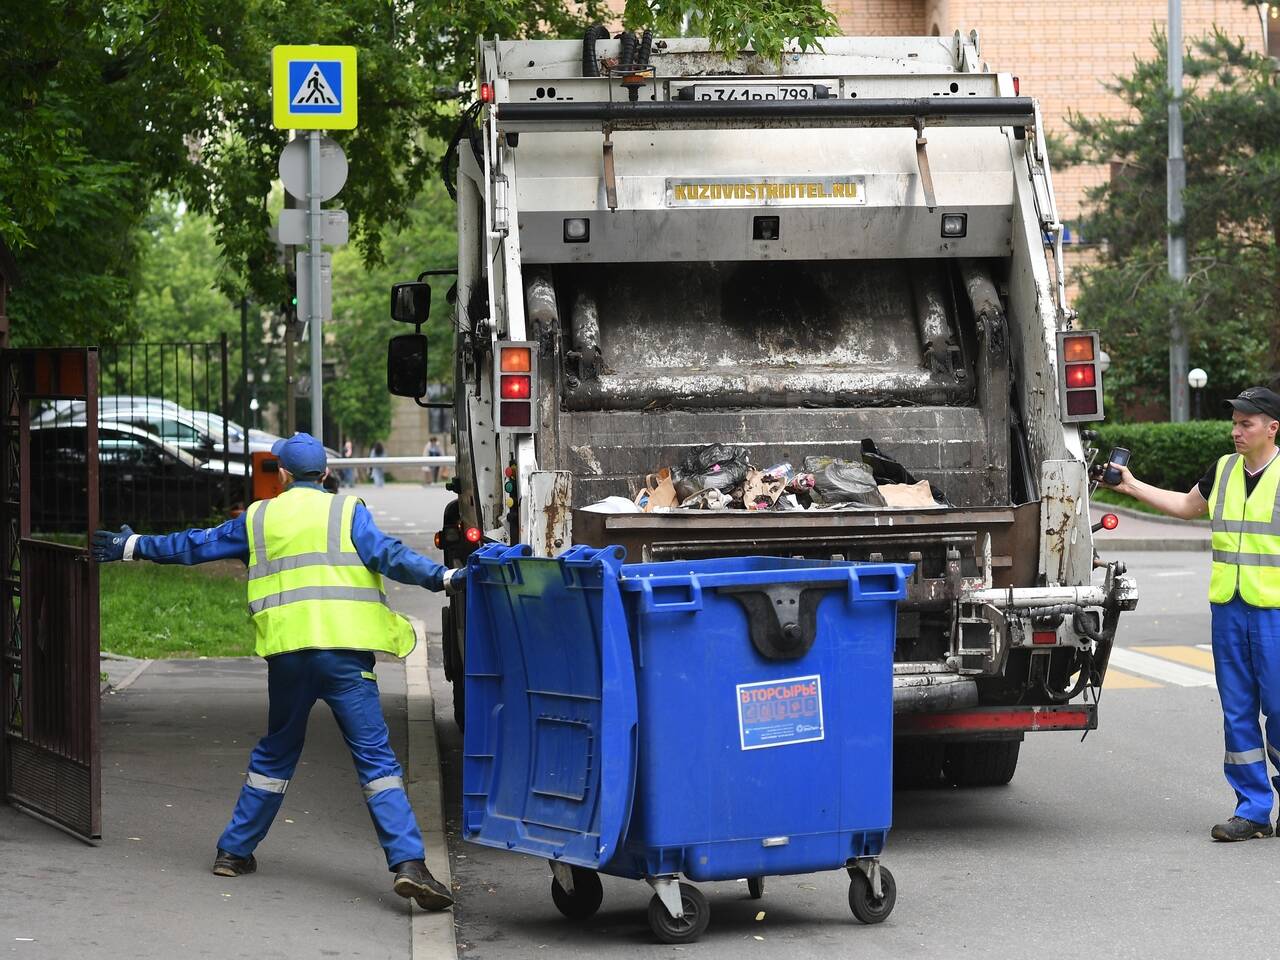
[425,32,1137,784]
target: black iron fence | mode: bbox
[29,337,247,533]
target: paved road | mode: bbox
[357,487,1273,959]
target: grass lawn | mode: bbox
[100,560,253,658]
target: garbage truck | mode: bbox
[387,30,1139,787]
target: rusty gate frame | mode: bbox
[1,347,101,842]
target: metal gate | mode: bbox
[1,348,101,841]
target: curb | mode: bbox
[1094,538,1211,552]
[404,618,458,960]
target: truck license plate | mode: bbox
[686,83,826,101]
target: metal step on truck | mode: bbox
[386,30,1139,788]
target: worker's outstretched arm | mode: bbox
[351,503,463,592]
[1099,463,1208,520]
[91,516,250,565]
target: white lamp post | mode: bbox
[1188,367,1208,419]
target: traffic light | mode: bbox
[282,268,298,321]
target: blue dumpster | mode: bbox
[462,543,911,943]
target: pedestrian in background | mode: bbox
[1101,386,1280,842]
[90,433,466,908]
[425,436,443,485]
[370,439,385,488]
[341,437,354,487]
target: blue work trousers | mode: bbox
[1211,597,1280,824]
[217,649,425,868]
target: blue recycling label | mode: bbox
[737,674,824,750]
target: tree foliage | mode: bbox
[3,0,839,350]
[1062,30,1280,412]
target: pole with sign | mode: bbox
[272,45,357,441]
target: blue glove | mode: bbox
[91,525,135,562]
[443,567,468,595]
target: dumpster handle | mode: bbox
[635,576,704,613]
[849,567,910,601]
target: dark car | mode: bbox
[29,421,242,533]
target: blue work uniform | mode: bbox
[127,482,447,868]
[1199,455,1280,823]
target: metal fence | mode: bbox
[29,337,242,533]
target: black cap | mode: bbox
[1223,386,1280,421]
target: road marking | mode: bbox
[1108,647,1216,687]
[1138,644,1215,673]
[1103,669,1160,689]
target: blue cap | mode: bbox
[271,433,327,476]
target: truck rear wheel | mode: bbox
[943,740,1020,787]
[893,741,945,789]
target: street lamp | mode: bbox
[1188,367,1208,420]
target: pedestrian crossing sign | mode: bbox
[273,45,358,130]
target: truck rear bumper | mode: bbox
[895,703,1097,738]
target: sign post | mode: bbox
[272,45,357,441]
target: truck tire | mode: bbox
[893,741,944,789]
[943,740,1020,787]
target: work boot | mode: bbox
[212,849,258,876]
[1210,816,1273,841]
[392,860,454,911]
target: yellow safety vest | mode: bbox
[244,487,417,659]
[1207,452,1280,608]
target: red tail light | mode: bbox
[464,527,482,544]
[1101,513,1119,530]
[1013,76,1021,95]
[500,375,531,399]
[480,81,494,103]
[1066,363,1096,388]
[1032,631,1057,645]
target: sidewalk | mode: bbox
[2,482,457,959]
[1090,503,1211,552]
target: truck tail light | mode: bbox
[480,81,494,103]
[500,375,531,399]
[1101,513,1119,530]
[1032,630,1057,645]
[465,526,483,543]
[495,342,537,433]
[1056,330,1104,423]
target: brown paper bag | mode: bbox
[636,468,679,512]
[877,480,936,508]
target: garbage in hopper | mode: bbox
[621,440,949,512]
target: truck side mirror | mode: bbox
[387,333,429,398]
[390,282,431,325]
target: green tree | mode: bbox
[1063,30,1280,413]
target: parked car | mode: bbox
[28,421,243,533]
[38,398,275,461]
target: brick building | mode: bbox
[830,0,1269,223]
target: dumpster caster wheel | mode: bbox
[848,865,896,924]
[747,877,764,900]
[550,867,603,921]
[648,883,710,944]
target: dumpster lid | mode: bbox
[462,543,638,869]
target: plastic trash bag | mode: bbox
[803,455,886,508]
[673,443,752,501]
[859,439,951,506]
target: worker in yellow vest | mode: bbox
[91,433,463,909]
[1101,386,1280,841]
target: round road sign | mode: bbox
[278,136,348,202]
